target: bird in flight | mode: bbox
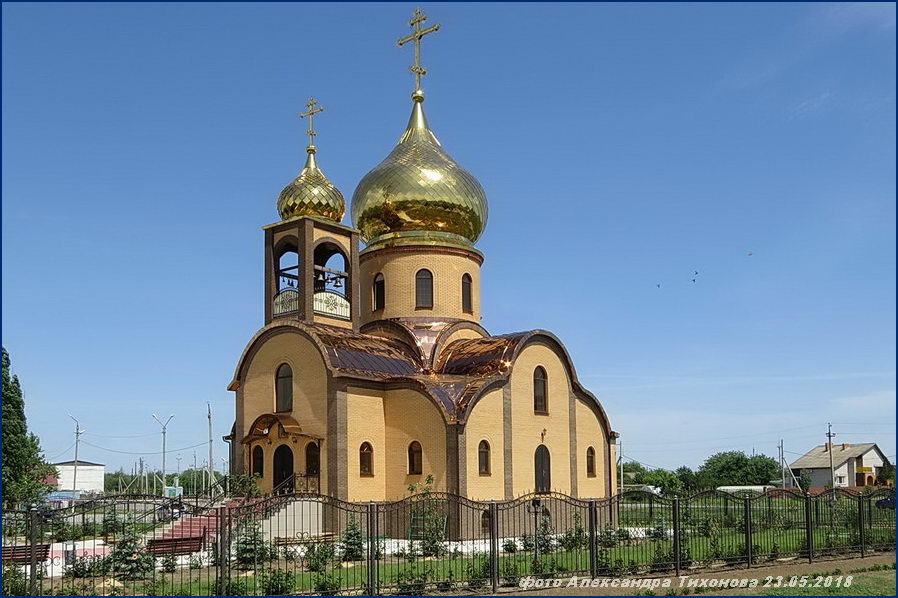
[747,251,753,256]
[656,283,661,288]
[691,278,696,283]
[693,270,699,275]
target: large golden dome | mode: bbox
[277,146,346,222]
[351,96,488,250]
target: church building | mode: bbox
[228,9,617,502]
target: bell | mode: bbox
[334,279,343,288]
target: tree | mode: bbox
[798,469,813,492]
[674,466,703,491]
[696,451,779,488]
[621,461,649,485]
[877,463,895,486]
[640,469,683,494]
[2,347,56,507]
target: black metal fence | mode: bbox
[2,488,894,596]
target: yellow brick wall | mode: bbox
[312,228,352,258]
[383,388,447,500]
[346,387,387,502]
[358,249,481,325]
[575,399,608,498]
[463,389,505,500]
[241,332,329,494]
[509,341,572,496]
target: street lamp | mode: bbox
[152,414,174,494]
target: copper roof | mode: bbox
[234,322,608,427]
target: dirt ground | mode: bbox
[505,552,897,596]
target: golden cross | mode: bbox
[397,8,440,95]
[298,97,325,147]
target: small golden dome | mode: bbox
[277,146,346,222]
[351,96,488,249]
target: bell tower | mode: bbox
[263,98,360,330]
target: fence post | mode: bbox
[366,502,379,596]
[587,499,597,578]
[28,505,39,597]
[489,501,499,593]
[743,497,752,568]
[858,496,866,558]
[804,494,814,563]
[673,497,681,577]
[216,505,230,594]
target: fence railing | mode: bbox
[2,488,894,596]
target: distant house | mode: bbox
[52,460,105,494]
[790,443,890,488]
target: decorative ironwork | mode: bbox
[272,288,300,316]
[313,290,351,319]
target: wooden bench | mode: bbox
[1,544,51,564]
[146,536,205,556]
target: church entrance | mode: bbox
[535,445,551,493]
[273,445,294,492]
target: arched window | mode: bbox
[275,363,293,412]
[415,269,433,309]
[480,510,492,536]
[461,273,473,313]
[533,366,548,413]
[535,445,551,493]
[359,442,373,476]
[586,446,596,478]
[408,441,423,475]
[478,440,491,475]
[273,246,300,316]
[373,273,385,311]
[305,442,320,476]
[252,446,264,477]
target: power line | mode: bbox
[83,432,158,439]
[80,439,208,456]
[46,442,76,461]
[634,424,822,447]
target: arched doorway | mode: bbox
[273,445,294,492]
[534,445,551,494]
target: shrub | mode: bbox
[466,553,490,589]
[216,578,248,596]
[500,560,520,587]
[502,538,518,553]
[558,512,588,550]
[2,564,27,596]
[260,568,295,595]
[340,516,365,561]
[535,515,555,553]
[188,555,203,570]
[159,554,177,573]
[313,571,342,595]
[64,555,110,578]
[597,525,618,548]
[305,541,336,573]
[109,525,154,580]
[233,523,274,569]
[394,566,430,595]
[647,522,668,541]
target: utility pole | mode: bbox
[193,452,198,497]
[207,403,214,497]
[827,422,836,493]
[152,414,174,494]
[778,439,784,489]
[67,415,85,494]
[619,440,623,493]
[138,457,145,494]
[176,454,182,475]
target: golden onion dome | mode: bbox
[351,94,488,250]
[277,145,346,222]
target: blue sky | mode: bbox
[3,2,895,475]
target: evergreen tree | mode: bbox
[110,525,155,580]
[340,516,365,561]
[2,347,55,508]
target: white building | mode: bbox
[52,460,105,494]
[790,443,889,488]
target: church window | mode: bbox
[415,269,433,309]
[275,363,293,412]
[359,442,373,476]
[535,445,551,493]
[478,440,491,475]
[462,273,473,313]
[373,273,385,311]
[586,446,596,477]
[408,441,423,475]
[480,510,492,535]
[533,366,548,413]
[252,446,264,477]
